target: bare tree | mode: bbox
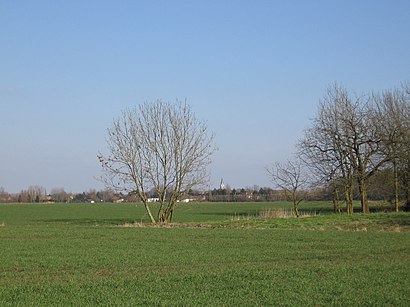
[98,100,215,223]
[400,148,410,211]
[338,93,386,213]
[50,187,68,203]
[300,83,392,213]
[398,82,410,211]
[373,87,410,211]
[0,187,9,202]
[267,159,309,217]
[299,85,356,214]
[27,185,46,203]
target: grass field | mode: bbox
[0,202,409,306]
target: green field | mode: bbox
[0,202,409,306]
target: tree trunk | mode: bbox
[158,207,165,223]
[333,188,340,213]
[164,208,174,222]
[293,200,299,218]
[155,202,176,223]
[358,177,369,213]
[404,184,410,212]
[393,161,399,212]
[345,184,354,215]
[144,202,156,223]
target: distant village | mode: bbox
[0,180,306,204]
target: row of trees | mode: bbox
[2,176,403,205]
[0,186,120,203]
[269,83,410,215]
[209,186,282,202]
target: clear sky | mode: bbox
[1,0,409,193]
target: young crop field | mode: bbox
[0,202,409,306]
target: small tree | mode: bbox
[267,159,308,217]
[98,100,215,223]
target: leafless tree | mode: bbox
[372,87,410,211]
[98,100,215,223]
[336,92,386,213]
[50,187,69,202]
[27,185,46,203]
[0,187,9,202]
[299,85,356,213]
[300,83,391,213]
[400,147,410,211]
[266,159,309,217]
[300,83,410,213]
[398,82,410,210]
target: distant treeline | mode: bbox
[0,169,406,209]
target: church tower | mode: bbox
[219,178,225,190]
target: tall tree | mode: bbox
[299,85,355,213]
[398,83,410,211]
[300,83,390,213]
[98,100,215,223]
[342,95,386,213]
[373,87,410,211]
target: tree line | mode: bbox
[268,82,410,215]
[0,186,121,203]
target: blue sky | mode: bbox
[1,0,409,193]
